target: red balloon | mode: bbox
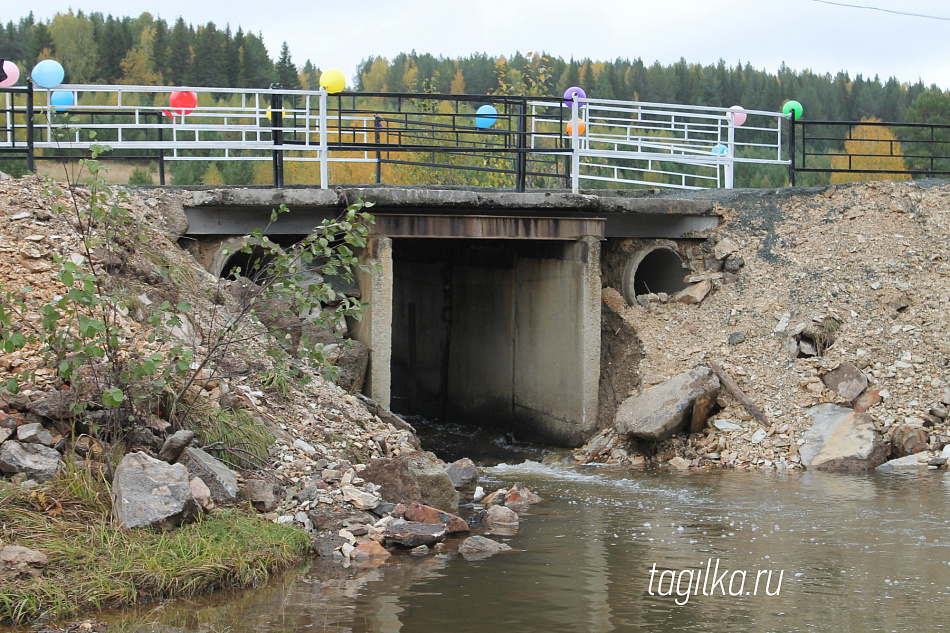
[165,91,197,117]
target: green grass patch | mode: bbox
[0,464,310,626]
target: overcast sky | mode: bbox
[22,0,950,91]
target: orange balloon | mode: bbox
[566,119,586,136]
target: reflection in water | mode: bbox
[99,464,950,633]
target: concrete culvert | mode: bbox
[210,237,278,281]
[621,246,689,305]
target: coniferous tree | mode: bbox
[166,18,193,86]
[28,21,53,66]
[150,18,169,82]
[275,41,301,89]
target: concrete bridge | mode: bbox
[183,186,719,445]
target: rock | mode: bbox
[335,340,369,392]
[176,447,239,502]
[713,238,738,260]
[190,477,214,512]
[0,441,63,481]
[444,457,479,502]
[158,429,195,462]
[405,452,459,513]
[672,280,712,304]
[504,483,542,510]
[16,422,53,446]
[890,424,929,457]
[615,367,720,441]
[112,452,199,529]
[484,504,519,531]
[723,254,744,273]
[313,535,348,557]
[458,536,513,559]
[26,389,75,420]
[403,502,470,534]
[0,427,12,444]
[361,457,423,505]
[129,427,162,452]
[0,545,48,581]
[689,392,717,434]
[340,484,380,510]
[713,419,741,431]
[243,479,279,512]
[668,456,691,470]
[854,389,883,413]
[876,453,932,473]
[799,404,888,471]
[384,522,447,548]
[293,439,317,455]
[821,363,868,402]
[411,545,429,556]
[307,504,377,532]
[727,331,747,345]
[351,541,391,559]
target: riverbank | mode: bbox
[575,180,950,471]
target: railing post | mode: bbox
[156,111,166,185]
[725,113,735,189]
[374,114,382,185]
[319,90,328,189]
[788,110,796,187]
[516,98,527,192]
[25,81,35,174]
[271,87,284,188]
[571,96,580,194]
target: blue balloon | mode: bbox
[31,59,65,89]
[563,86,587,108]
[475,104,498,129]
[711,143,728,156]
[50,90,74,112]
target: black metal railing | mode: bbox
[791,119,950,185]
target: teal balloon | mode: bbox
[782,100,803,120]
[50,90,74,112]
[711,143,728,156]
[475,104,498,129]
[31,59,65,89]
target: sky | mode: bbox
[20,0,950,91]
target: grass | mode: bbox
[0,463,310,626]
[188,406,275,470]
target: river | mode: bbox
[102,424,950,632]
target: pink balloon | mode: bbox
[729,105,747,126]
[0,60,20,88]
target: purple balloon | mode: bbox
[563,86,587,108]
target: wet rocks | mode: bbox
[444,457,479,503]
[405,452,459,512]
[112,452,200,530]
[876,452,933,472]
[458,536,512,559]
[384,522,447,548]
[890,424,929,457]
[0,545,48,581]
[360,457,423,505]
[402,502,470,534]
[0,441,63,482]
[615,367,720,441]
[799,404,888,471]
[484,504,519,531]
[503,483,542,511]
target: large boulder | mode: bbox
[799,404,888,471]
[458,536,512,560]
[615,367,720,441]
[176,447,239,502]
[361,457,423,505]
[112,452,199,529]
[821,363,868,402]
[0,441,63,482]
[405,452,459,513]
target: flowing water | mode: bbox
[101,424,950,632]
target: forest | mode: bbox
[3,10,950,188]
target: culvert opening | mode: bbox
[220,245,276,281]
[622,246,689,304]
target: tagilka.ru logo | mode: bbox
[648,558,785,606]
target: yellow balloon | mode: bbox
[320,69,346,94]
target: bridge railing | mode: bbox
[1,83,790,191]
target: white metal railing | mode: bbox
[2,84,790,190]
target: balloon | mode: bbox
[729,105,747,126]
[50,90,74,112]
[164,90,197,117]
[31,59,65,89]
[320,69,346,94]
[563,86,587,108]
[475,104,497,129]
[782,100,803,120]
[0,60,19,87]
[711,143,728,156]
[566,119,586,136]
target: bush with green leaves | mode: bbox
[0,142,375,458]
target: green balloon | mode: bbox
[782,100,803,120]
